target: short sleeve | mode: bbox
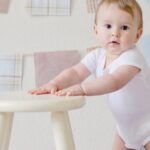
[81,48,101,74]
[109,48,146,74]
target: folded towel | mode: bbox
[0,53,23,92]
[0,0,10,13]
[27,0,70,16]
[86,0,98,13]
[34,50,80,87]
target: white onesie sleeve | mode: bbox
[108,47,147,75]
[81,48,101,74]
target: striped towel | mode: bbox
[86,0,98,13]
[27,0,70,16]
[34,50,80,87]
[0,54,23,92]
[48,0,70,16]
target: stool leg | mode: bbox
[51,111,75,150]
[0,112,14,150]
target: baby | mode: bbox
[29,0,150,150]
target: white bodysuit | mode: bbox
[81,46,150,150]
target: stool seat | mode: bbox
[0,91,85,112]
[0,91,85,150]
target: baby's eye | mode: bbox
[104,24,112,29]
[121,25,129,31]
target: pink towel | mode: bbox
[34,50,80,87]
[0,0,10,13]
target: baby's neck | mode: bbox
[104,52,120,69]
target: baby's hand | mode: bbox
[28,82,58,95]
[55,84,85,96]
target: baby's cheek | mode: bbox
[99,37,108,47]
[123,36,135,48]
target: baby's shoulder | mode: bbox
[119,47,145,63]
[112,46,149,73]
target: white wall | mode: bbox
[0,0,150,150]
[0,0,96,53]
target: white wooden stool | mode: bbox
[0,91,85,150]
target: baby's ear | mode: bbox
[93,24,98,35]
[135,28,143,43]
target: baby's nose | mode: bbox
[112,32,119,37]
[111,29,120,37]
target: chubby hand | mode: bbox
[28,82,58,95]
[55,84,85,96]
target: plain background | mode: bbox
[0,0,150,150]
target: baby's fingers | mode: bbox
[55,90,67,96]
[50,88,57,95]
[28,89,35,94]
[29,88,49,95]
[35,89,50,95]
[28,89,41,94]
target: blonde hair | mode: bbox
[95,0,143,29]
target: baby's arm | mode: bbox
[56,65,140,96]
[29,63,90,95]
[51,63,90,90]
[81,65,140,95]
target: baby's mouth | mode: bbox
[110,41,120,45]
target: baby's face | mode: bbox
[94,3,142,55]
